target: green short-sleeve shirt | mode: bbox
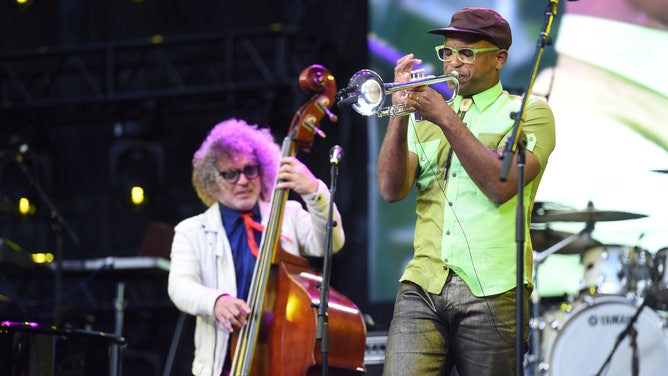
[404,82,556,297]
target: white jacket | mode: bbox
[167,180,345,376]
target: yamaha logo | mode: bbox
[588,314,633,326]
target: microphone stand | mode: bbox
[498,2,559,374]
[317,147,342,376]
[595,299,647,376]
[15,147,81,326]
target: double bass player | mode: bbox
[167,118,345,376]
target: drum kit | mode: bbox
[528,201,668,376]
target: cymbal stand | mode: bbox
[533,221,595,265]
[595,298,647,376]
[526,279,542,375]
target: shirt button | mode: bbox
[452,173,457,177]
[446,230,451,235]
[443,265,448,271]
[448,201,453,207]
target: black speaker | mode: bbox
[364,331,387,375]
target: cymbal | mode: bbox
[532,201,647,223]
[533,208,647,223]
[530,228,601,254]
[531,201,577,222]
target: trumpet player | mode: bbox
[377,7,555,376]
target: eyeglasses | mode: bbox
[434,46,500,64]
[219,165,260,183]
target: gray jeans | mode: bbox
[382,274,529,376]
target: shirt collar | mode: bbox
[219,203,260,226]
[453,81,503,113]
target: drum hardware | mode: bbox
[533,221,597,266]
[528,295,574,375]
[531,226,600,256]
[531,244,665,375]
[530,202,663,375]
[528,220,594,374]
[652,169,668,174]
[531,200,647,262]
[529,232,588,375]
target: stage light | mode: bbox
[109,140,164,210]
[130,186,146,206]
[32,252,54,264]
[13,0,34,12]
[0,148,42,220]
[17,197,35,216]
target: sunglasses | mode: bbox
[218,165,260,183]
[434,46,500,64]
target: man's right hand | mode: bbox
[214,294,251,332]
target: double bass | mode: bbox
[229,65,367,375]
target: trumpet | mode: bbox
[336,69,459,118]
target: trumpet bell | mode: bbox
[347,69,386,116]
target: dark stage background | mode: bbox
[0,1,590,374]
[0,1,374,374]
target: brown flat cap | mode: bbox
[428,7,512,50]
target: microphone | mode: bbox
[329,145,344,165]
[335,84,357,101]
[337,94,359,109]
[336,84,359,108]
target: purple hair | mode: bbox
[191,118,281,207]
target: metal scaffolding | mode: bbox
[0,26,313,111]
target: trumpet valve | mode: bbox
[411,69,426,80]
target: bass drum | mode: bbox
[547,296,668,376]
